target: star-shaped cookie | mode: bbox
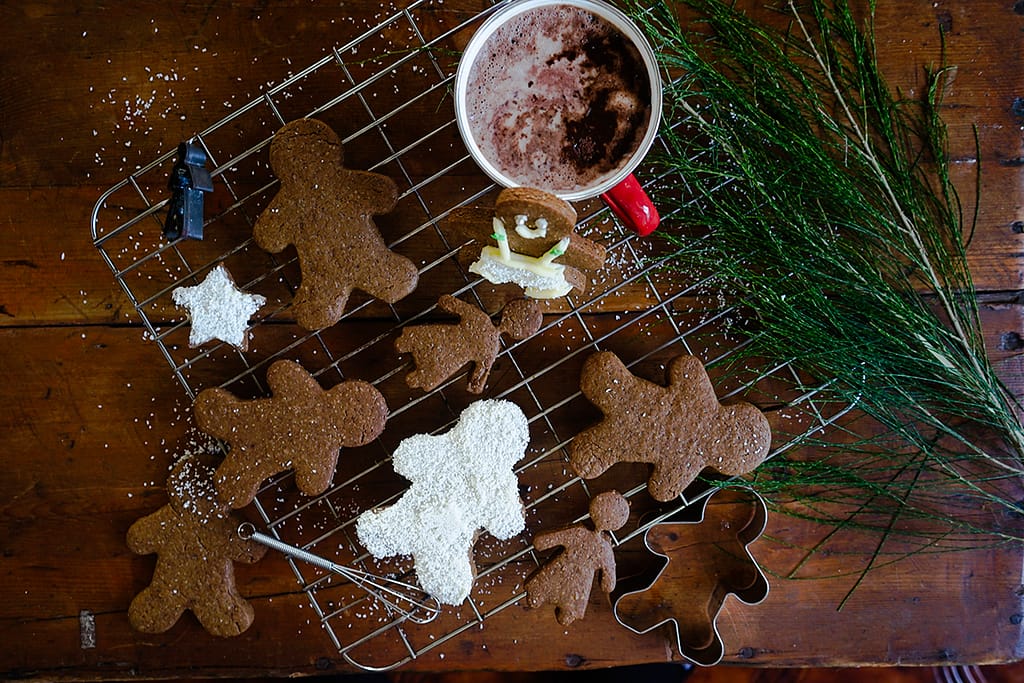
[172,264,266,350]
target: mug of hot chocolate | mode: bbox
[454,0,662,235]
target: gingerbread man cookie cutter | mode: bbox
[611,487,769,666]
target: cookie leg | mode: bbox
[568,425,619,479]
[648,459,699,502]
[396,327,466,392]
[292,275,352,331]
[129,584,187,634]
[293,455,339,497]
[214,456,264,509]
[355,248,419,304]
[415,544,476,605]
[191,583,256,637]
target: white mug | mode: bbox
[454,0,663,235]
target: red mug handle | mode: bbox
[600,173,659,236]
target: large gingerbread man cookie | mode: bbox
[355,399,528,605]
[613,487,769,666]
[253,118,419,330]
[446,187,606,298]
[194,359,388,508]
[569,352,771,501]
[127,457,267,637]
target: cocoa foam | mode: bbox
[464,4,652,194]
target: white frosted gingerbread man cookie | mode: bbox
[355,399,529,605]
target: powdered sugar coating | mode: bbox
[171,264,265,349]
[355,400,529,605]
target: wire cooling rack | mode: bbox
[90,0,852,670]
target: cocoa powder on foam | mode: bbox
[465,4,651,193]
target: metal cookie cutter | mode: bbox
[612,487,769,666]
[164,140,213,241]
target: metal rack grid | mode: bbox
[90,0,849,671]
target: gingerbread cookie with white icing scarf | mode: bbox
[446,188,606,298]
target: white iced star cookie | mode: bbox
[355,399,529,605]
[172,264,266,350]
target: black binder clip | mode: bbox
[164,140,213,241]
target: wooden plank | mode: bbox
[2,0,1023,678]
[1,178,1020,327]
[1,311,1022,678]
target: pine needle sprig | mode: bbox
[628,0,1024,541]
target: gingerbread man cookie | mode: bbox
[447,187,606,298]
[569,352,772,501]
[127,457,267,637]
[395,295,543,393]
[526,490,629,626]
[253,118,419,330]
[613,488,769,666]
[355,399,528,605]
[194,359,388,508]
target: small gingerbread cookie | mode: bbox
[171,264,266,350]
[127,456,267,637]
[570,352,772,501]
[356,399,528,605]
[446,187,606,298]
[194,359,388,508]
[395,295,543,393]
[253,118,419,330]
[526,490,629,625]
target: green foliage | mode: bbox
[631,0,1024,544]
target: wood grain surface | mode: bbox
[1,0,1023,680]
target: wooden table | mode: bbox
[2,0,1023,679]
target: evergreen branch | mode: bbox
[630,0,1024,544]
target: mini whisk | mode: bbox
[237,523,441,625]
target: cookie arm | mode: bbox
[253,193,300,253]
[598,537,617,593]
[436,294,482,323]
[579,352,633,410]
[193,388,240,442]
[126,507,176,555]
[445,207,498,246]
[348,171,399,214]
[532,526,574,553]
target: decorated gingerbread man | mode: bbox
[570,352,772,501]
[253,118,419,330]
[356,399,528,605]
[126,457,267,637]
[194,359,388,508]
[526,490,629,626]
[395,295,543,393]
[613,488,769,665]
[446,187,606,298]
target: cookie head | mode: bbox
[165,456,224,522]
[498,298,544,341]
[325,379,389,446]
[494,187,577,246]
[269,118,344,184]
[589,491,629,533]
